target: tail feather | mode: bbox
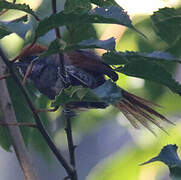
[116,90,174,133]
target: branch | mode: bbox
[0,58,39,180]
[64,109,77,167]
[0,47,74,177]
[51,1,77,179]
[51,0,66,77]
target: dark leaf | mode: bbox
[103,51,179,65]
[72,37,115,51]
[35,6,144,38]
[42,38,115,57]
[64,0,96,44]
[151,8,181,45]
[0,26,12,39]
[51,86,100,107]
[92,80,122,104]
[41,39,67,57]
[64,0,91,13]
[0,123,11,151]
[0,1,37,19]
[141,144,181,179]
[51,80,122,107]
[116,59,181,96]
[6,79,35,146]
[90,0,120,7]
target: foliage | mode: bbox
[0,0,181,180]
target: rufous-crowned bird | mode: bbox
[14,44,173,132]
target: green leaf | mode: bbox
[0,1,37,19]
[52,80,122,107]
[6,79,35,146]
[42,37,116,56]
[0,121,11,151]
[103,51,180,65]
[116,59,181,96]
[0,26,12,39]
[64,0,91,13]
[41,39,67,57]
[90,0,120,7]
[141,144,181,180]
[35,6,143,38]
[151,8,181,45]
[92,80,122,104]
[69,37,115,51]
[51,86,100,107]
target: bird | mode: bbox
[14,43,173,133]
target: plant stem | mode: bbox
[64,109,78,180]
[0,58,39,180]
[51,0,66,77]
[0,47,74,178]
[51,1,78,179]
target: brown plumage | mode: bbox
[14,43,173,133]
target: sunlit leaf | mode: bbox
[0,1,37,19]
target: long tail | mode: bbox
[116,90,174,134]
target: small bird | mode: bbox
[14,44,173,132]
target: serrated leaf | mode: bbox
[70,37,115,51]
[42,38,115,57]
[0,1,37,19]
[103,51,179,65]
[41,39,67,57]
[35,6,144,38]
[64,0,91,13]
[51,81,122,107]
[90,6,146,38]
[92,80,122,104]
[90,0,120,7]
[141,144,181,179]
[151,8,181,45]
[0,25,12,39]
[116,59,181,96]
[51,86,100,107]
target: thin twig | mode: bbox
[51,1,77,179]
[64,111,76,167]
[0,47,74,177]
[0,121,37,128]
[0,58,39,180]
[64,109,78,180]
[51,0,66,76]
